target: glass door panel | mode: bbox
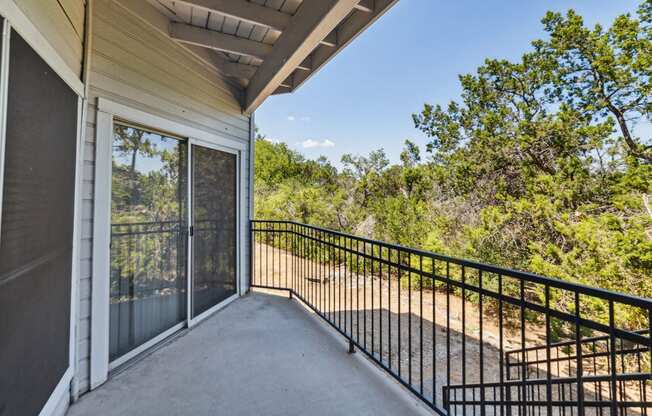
[191,145,237,318]
[109,124,187,361]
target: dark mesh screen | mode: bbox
[192,146,237,317]
[0,29,78,416]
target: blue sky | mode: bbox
[255,0,644,167]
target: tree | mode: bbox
[412,1,652,327]
[538,1,652,162]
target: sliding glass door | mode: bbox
[109,124,188,362]
[108,128,239,363]
[191,144,238,318]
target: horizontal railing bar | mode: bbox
[250,285,291,292]
[111,229,182,237]
[445,372,652,389]
[506,329,649,356]
[506,346,648,368]
[445,400,652,408]
[252,220,652,310]
[112,220,182,227]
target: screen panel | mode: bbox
[0,29,78,415]
[191,145,237,317]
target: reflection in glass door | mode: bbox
[191,145,238,318]
[109,124,188,361]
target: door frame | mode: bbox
[90,97,247,388]
[0,3,85,415]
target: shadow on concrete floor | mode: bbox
[67,292,430,416]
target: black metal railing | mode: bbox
[110,220,188,299]
[250,220,652,416]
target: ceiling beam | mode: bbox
[174,0,291,32]
[292,0,398,92]
[354,0,374,13]
[296,56,312,71]
[245,0,361,113]
[223,62,258,79]
[170,23,273,59]
[279,74,294,88]
[273,85,293,95]
[319,30,337,47]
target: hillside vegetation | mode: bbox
[255,1,652,329]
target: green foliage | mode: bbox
[255,1,652,331]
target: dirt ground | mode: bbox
[252,243,649,411]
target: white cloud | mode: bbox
[287,115,311,122]
[301,139,335,149]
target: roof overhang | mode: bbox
[121,0,399,114]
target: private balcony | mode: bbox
[69,220,652,415]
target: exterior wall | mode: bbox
[1,2,85,416]
[75,0,252,396]
[14,0,85,76]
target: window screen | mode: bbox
[192,146,237,317]
[0,29,78,416]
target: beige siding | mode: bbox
[15,0,85,76]
[75,0,252,395]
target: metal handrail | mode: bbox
[252,220,652,309]
[250,220,652,416]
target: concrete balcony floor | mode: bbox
[68,291,430,416]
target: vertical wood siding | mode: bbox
[75,0,251,395]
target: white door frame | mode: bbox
[0,3,85,416]
[90,97,247,388]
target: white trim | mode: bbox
[239,148,248,295]
[38,368,73,416]
[66,96,85,409]
[189,293,239,328]
[0,0,84,96]
[248,113,255,220]
[108,321,186,371]
[97,98,247,152]
[89,109,113,389]
[0,19,10,245]
[186,142,193,324]
[247,113,255,293]
[90,98,248,389]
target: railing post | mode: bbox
[505,354,513,416]
[289,290,292,300]
[248,220,253,292]
[348,338,355,354]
